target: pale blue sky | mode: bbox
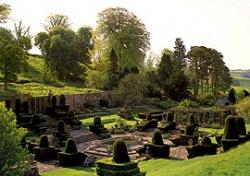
[2,0,250,69]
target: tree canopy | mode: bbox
[0,3,10,23]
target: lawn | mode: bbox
[42,141,250,176]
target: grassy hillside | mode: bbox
[230,70,250,88]
[42,141,250,176]
[0,56,99,97]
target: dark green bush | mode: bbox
[60,94,66,106]
[222,116,239,139]
[94,116,102,126]
[57,120,65,132]
[228,88,236,104]
[201,136,212,145]
[39,135,49,148]
[188,115,196,125]
[236,117,247,135]
[152,130,164,145]
[65,138,78,154]
[185,125,195,136]
[167,112,174,123]
[112,139,130,163]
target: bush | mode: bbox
[0,102,30,176]
[201,136,212,145]
[222,116,239,140]
[94,116,102,126]
[185,125,195,136]
[152,130,164,145]
[65,138,78,154]
[167,112,174,122]
[228,88,236,104]
[112,139,130,163]
[39,135,49,148]
[236,117,247,135]
[57,120,65,132]
[177,99,200,108]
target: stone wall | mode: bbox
[4,91,124,114]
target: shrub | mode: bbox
[94,116,102,126]
[177,99,200,108]
[39,135,49,148]
[152,130,164,145]
[188,115,196,125]
[185,125,195,136]
[65,138,78,154]
[57,120,65,132]
[222,116,239,139]
[201,136,212,145]
[236,117,247,135]
[112,139,130,163]
[167,112,174,123]
[228,88,236,104]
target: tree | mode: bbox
[0,27,27,89]
[14,20,32,51]
[95,7,150,75]
[173,37,186,70]
[0,103,30,176]
[35,25,93,81]
[43,14,71,31]
[0,3,10,23]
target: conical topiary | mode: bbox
[39,135,49,148]
[228,88,236,104]
[167,112,174,123]
[94,116,101,126]
[65,138,78,154]
[185,125,195,135]
[222,116,239,139]
[152,130,164,145]
[236,117,247,136]
[57,120,65,132]
[201,136,212,145]
[188,115,196,125]
[112,139,130,163]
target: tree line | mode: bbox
[0,3,231,100]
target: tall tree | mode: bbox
[14,20,32,51]
[173,37,186,70]
[35,26,93,81]
[43,14,71,31]
[0,27,27,89]
[95,7,150,75]
[0,3,10,23]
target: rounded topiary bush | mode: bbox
[39,135,49,148]
[236,117,246,135]
[57,120,65,132]
[152,130,164,145]
[94,116,101,126]
[201,136,212,145]
[223,116,239,139]
[188,115,196,125]
[65,138,78,154]
[185,125,195,136]
[112,139,130,163]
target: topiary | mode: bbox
[60,94,66,106]
[222,116,239,139]
[152,130,164,145]
[112,139,130,163]
[201,136,212,145]
[65,138,78,154]
[185,125,195,136]
[57,120,65,132]
[236,117,246,135]
[39,135,49,148]
[228,88,236,104]
[167,112,174,123]
[188,115,196,125]
[94,116,101,126]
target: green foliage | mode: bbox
[39,135,49,148]
[154,99,178,109]
[65,138,78,154]
[177,99,200,108]
[152,130,164,145]
[43,14,71,31]
[236,97,250,119]
[95,7,150,77]
[94,116,102,126]
[0,102,30,176]
[0,3,10,23]
[222,116,239,140]
[118,73,148,105]
[112,139,130,163]
[173,37,187,69]
[57,120,65,132]
[0,27,28,89]
[228,88,236,104]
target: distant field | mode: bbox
[230,70,250,88]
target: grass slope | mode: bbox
[42,142,250,176]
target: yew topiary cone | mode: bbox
[39,135,49,148]
[152,130,164,145]
[222,116,239,140]
[57,120,65,132]
[112,139,130,163]
[65,138,78,153]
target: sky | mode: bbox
[2,0,250,69]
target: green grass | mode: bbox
[81,114,138,129]
[43,142,250,176]
[230,70,250,88]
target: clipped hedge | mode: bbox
[112,139,130,163]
